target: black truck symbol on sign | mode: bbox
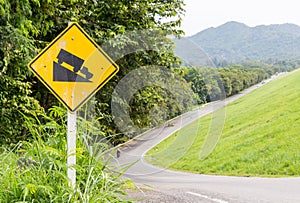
[53,49,93,82]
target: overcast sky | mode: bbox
[181,0,300,36]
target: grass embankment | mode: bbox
[146,70,300,177]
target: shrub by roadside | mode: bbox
[0,106,131,202]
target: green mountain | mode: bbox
[175,21,300,66]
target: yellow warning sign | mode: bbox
[28,22,119,112]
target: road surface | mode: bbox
[110,75,300,202]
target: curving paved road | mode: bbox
[111,76,300,203]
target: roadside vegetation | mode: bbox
[181,63,298,104]
[147,69,300,177]
[0,0,183,202]
[0,0,185,145]
[0,106,132,202]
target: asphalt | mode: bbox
[110,74,300,203]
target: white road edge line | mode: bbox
[186,191,229,203]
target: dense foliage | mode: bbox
[1,1,184,201]
[0,0,185,144]
[183,63,299,104]
[0,106,130,202]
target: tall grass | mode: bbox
[0,106,131,202]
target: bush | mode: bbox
[0,106,130,202]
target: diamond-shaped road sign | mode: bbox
[28,22,119,112]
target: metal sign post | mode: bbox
[66,21,77,189]
[67,111,77,189]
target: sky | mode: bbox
[181,0,300,36]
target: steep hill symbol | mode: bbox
[53,49,93,82]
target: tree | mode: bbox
[183,67,208,104]
[0,0,185,144]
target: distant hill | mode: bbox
[174,21,300,66]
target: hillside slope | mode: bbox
[147,69,300,176]
[175,21,300,65]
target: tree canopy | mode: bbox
[0,0,185,144]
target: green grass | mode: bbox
[0,106,131,202]
[146,70,300,177]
